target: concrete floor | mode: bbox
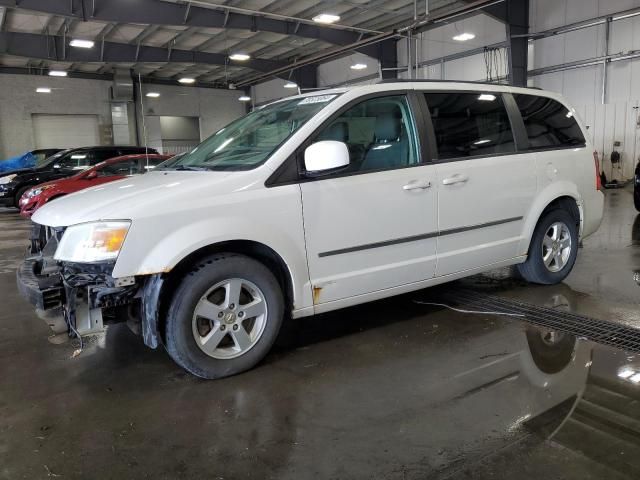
[1,187,640,479]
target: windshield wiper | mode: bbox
[162,165,209,171]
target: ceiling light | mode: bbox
[36,87,51,93]
[453,32,475,41]
[283,82,298,89]
[313,13,340,24]
[350,63,367,70]
[69,39,95,48]
[48,70,67,77]
[229,53,251,61]
[238,95,251,102]
[179,78,195,84]
[146,92,160,98]
[478,94,496,101]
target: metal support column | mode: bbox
[505,0,529,86]
[602,17,611,104]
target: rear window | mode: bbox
[424,92,516,160]
[513,94,586,150]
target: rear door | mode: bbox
[424,91,537,277]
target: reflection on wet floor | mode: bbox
[1,188,640,479]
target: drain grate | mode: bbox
[436,289,640,353]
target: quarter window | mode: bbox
[313,95,420,173]
[424,92,515,160]
[513,94,586,149]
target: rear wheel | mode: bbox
[164,253,284,379]
[517,209,578,285]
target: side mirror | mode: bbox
[304,141,350,174]
[85,170,98,180]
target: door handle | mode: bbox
[403,180,432,191]
[442,174,469,186]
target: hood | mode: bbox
[0,167,34,178]
[32,169,251,227]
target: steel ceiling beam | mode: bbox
[0,0,374,48]
[0,31,288,73]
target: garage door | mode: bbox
[32,114,100,149]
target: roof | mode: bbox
[0,0,468,87]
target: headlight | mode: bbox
[27,185,54,198]
[0,174,16,184]
[55,221,131,263]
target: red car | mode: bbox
[19,154,171,217]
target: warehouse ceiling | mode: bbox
[0,0,483,87]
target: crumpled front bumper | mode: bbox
[16,257,64,311]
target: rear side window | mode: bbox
[513,94,585,149]
[424,92,515,160]
[91,150,120,163]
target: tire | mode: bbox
[634,181,640,212]
[526,327,576,374]
[14,186,29,208]
[165,253,284,379]
[517,208,578,285]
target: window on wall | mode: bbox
[424,92,515,160]
[513,94,586,149]
[313,95,420,173]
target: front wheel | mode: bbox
[517,209,579,285]
[165,253,284,379]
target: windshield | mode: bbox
[164,94,339,171]
[39,149,73,169]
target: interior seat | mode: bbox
[360,112,408,171]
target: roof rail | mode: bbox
[375,79,543,91]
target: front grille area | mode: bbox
[437,289,640,353]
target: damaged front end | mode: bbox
[17,223,163,348]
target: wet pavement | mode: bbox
[1,187,640,479]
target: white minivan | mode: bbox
[18,81,604,378]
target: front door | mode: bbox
[300,94,439,306]
[423,91,537,277]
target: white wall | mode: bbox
[529,0,640,180]
[136,82,245,146]
[397,13,508,81]
[317,52,379,87]
[0,74,245,158]
[0,75,113,158]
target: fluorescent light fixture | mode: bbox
[238,95,251,102]
[229,53,251,61]
[36,87,51,93]
[478,94,496,101]
[453,32,475,41]
[146,92,160,98]
[69,39,95,48]
[473,139,491,145]
[350,63,368,70]
[178,77,195,84]
[284,82,298,89]
[48,70,67,77]
[312,13,340,24]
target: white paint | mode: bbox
[32,82,604,319]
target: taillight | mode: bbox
[593,151,602,191]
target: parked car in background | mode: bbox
[18,82,604,379]
[0,146,158,208]
[19,154,172,217]
[0,148,63,174]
